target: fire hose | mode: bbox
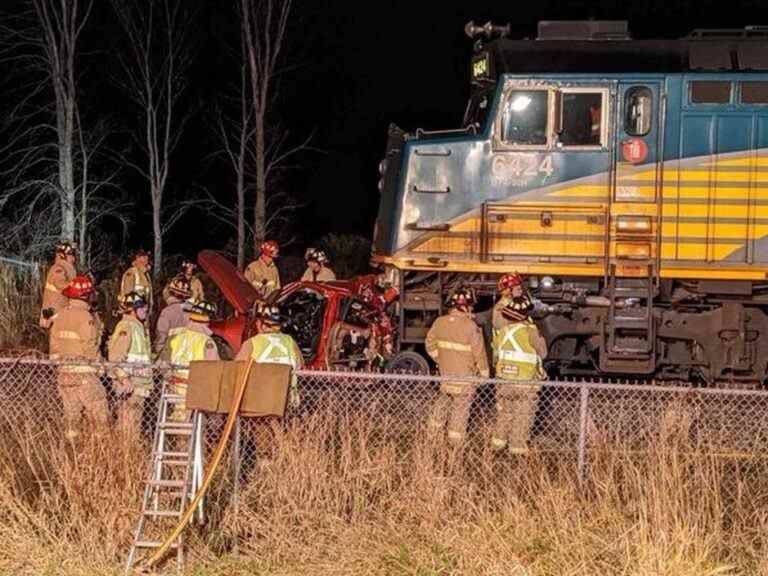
[142,356,256,570]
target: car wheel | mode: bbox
[385,351,430,374]
[212,335,234,360]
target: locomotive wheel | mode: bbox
[385,351,430,374]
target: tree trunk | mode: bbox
[253,114,266,254]
[152,190,163,281]
[57,96,77,242]
[237,169,245,269]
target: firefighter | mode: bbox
[162,260,204,304]
[491,297,548,454]
[235,302,303,467]
[244,240,281,299]
[301,247,336,282]
[120,249,153,312]
[107,292,152,434]
[492,273,527,332]
[49,275,109,439]
[162,299,220,420]
[236,302,303,403]
[155,276,191,354]
[40,241,77,329]
[425,286,489,445]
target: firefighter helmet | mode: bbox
[168,275,192,299]
[119,291,148,313]
[447,286,476,311]
[500,295,534,322]
[305,247,329,265]
[181,259,197,273]
[255,302,283,326]
[498,273,523,293]
[184,298,217,320]
[260,240,279,258]
[132,249,150,261]
[62,275,94,300]
[55,241,77,257]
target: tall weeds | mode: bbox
[0,263,45,352]
[0,404,766,575]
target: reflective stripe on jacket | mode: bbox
[493,322,543,381]
[248,333,302,368]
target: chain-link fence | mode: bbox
[3,357,768,481]
[2,356,768,570]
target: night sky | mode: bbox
[4,0,766,261]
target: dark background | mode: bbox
[6,0,766,260]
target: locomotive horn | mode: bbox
[465,20,511,40]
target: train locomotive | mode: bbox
[373,20,768,386]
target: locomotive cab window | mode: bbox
[500,89,549,146]
[625,87,652,136]
[741,82,768,104]
[690,81,732,104]
[557,91,605,147]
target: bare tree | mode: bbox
[0,0,93,242]
[240,0,298,255]
[74,116,130,270]
[0,1,128,264]
[111,0,194,279]
[207,1,309,269]
[215,55,253,270]
[31,0,93,242]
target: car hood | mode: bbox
[197,250,258,314]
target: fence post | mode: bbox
[231,415,242,553]
[577,384,590,486]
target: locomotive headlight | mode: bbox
[617,215,652,233]
[540,276,556,290]
[510,95,532,112]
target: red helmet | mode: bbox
[498,273,523,293]
[261,240,279,258]
[62,275,95,300]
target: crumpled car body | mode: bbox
[197,250,396,370]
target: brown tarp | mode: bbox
[186,361,291,417]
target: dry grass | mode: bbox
[0,264,46,352]
[0,404,767,576]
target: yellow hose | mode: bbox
[143,357,255,570]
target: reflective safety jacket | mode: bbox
[110,317,151,363]
[493,321,546,381]
[108,316,151,383]
[167,325,218,379]
[236,332,303,369]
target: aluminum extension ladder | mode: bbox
[125,382,205,573]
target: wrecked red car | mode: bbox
[198,250,413,371]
